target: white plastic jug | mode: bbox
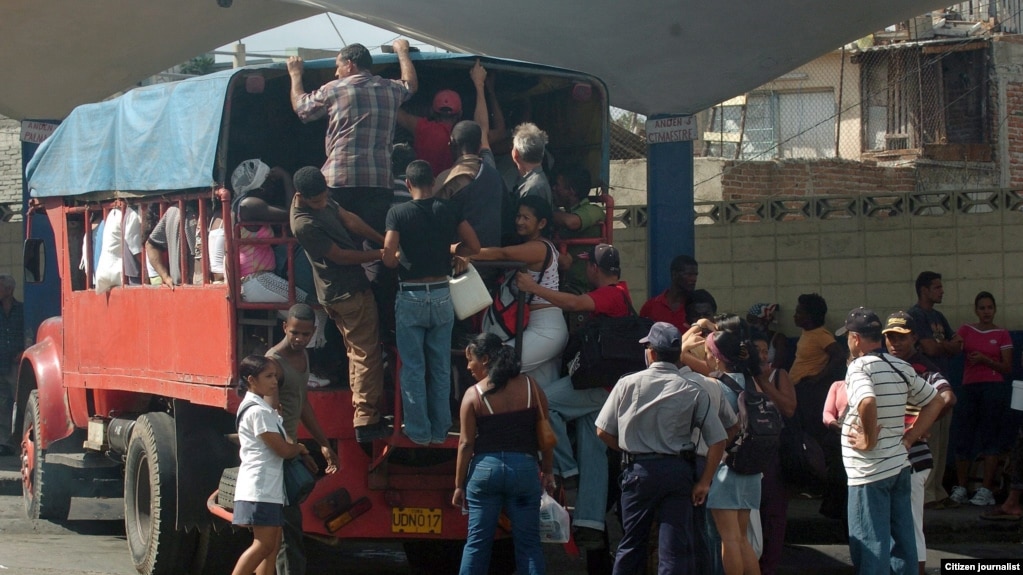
[449,264,491,320]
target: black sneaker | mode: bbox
[355,420,391,443]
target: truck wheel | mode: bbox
[21,390,72,521]
[216,467,238,511]
[124,412,188,575]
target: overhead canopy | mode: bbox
[3,0,950,120]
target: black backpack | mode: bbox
[715,372,784,475]
[561,289,653,390]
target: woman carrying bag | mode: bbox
[453,333,555,575]
[470,195,567,386]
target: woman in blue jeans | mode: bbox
[453,333,555,575]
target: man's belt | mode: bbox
[399,281,450,292]
[621,451,696,465]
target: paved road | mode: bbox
[0,492,1018,575]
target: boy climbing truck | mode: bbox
[17,52,614,575]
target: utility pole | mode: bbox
[232,43,246,68]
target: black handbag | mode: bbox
[281,454,316,505]
[561,288,653,390]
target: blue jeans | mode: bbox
[395,286,454,444]
[847,467,917,575]
[543,375,609,530]
[460,452,545,575]
[614,457,696,575]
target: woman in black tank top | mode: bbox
[452,333,554,575]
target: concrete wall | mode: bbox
[694,204,1023,338]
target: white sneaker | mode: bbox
[950,485,969,504]
[970,487,996,506]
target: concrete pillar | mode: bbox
[646,115,695,297]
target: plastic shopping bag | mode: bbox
[538,491,570,544]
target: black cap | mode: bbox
[882,310,916,335]
[836,307,883,337]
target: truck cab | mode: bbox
[19,52,612,575]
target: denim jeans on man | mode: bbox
[460,452,545,575]
[395,286,454,444]
[543,375,609,531]
[847,466,917,575]
[614,456,696,575]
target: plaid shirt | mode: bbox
[0,299,24,375]
[294,71,412,189]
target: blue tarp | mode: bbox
[27,68,239,198]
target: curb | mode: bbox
[0,469,20,496]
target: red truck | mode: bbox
[18,53,613,575]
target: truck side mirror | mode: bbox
[23,239,44,284]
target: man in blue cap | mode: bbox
[596,322,727,575]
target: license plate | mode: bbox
[391,507,442,534]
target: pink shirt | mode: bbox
[822,380,848,428]
[957,324,1012,385]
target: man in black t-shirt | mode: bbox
[383,160,480,445]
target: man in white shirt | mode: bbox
[839,307,946,575]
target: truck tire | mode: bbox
[124,412,189,575]
[21,390,72,521]
[216,467,238,511]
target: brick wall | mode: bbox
[719,159,918,200]
[1007,81,1023,190]
[0,116,22,208]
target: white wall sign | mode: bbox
[645,115,696,144]
[21,121,58,144]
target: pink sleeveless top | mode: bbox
[238,225,276,277]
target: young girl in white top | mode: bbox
[231,355,309,575]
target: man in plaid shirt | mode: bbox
[288,39,418,234]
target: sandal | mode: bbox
[979,510,1022,521]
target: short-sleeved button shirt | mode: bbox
[293,71,412,189]
[235,393,286,505]
[596,362,727,455]
[291,198,371,305]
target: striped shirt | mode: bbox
[904,357,950,473]
[293,71,412,189]
[842,352,937,486]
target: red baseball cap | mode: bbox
[432,89,462,116]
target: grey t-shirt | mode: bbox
[907,304,955,375]
[147,206,197,285]
[596,362,727,455]
[291,199,371,305]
